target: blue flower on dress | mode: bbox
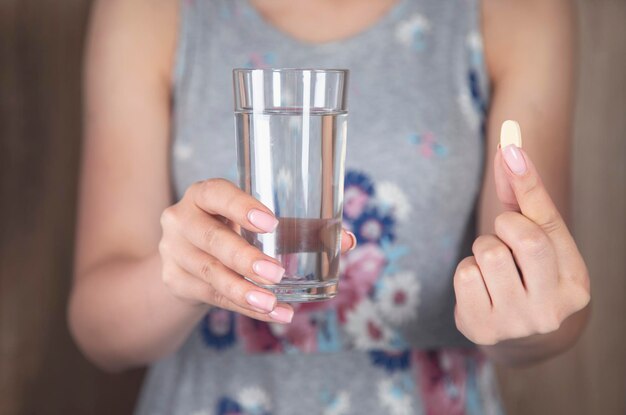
[344,171,375,196]
[352,207,395,244]
[216,397,242,415]
[369,350,411,373]
[200,309,236,350]
[468,69,487,137]
[344,171,376,220]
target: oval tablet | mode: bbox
[500,120,522,148]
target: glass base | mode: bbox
[262,280,338,303]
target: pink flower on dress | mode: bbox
[236,316,282,353]
[336,243,386,316]
[413,349,469,415]
[344,185,370,219]
[282,313,318,353]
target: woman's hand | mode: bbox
[159,178,356,324]
[453,128,590,347]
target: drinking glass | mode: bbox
[233,68,349,302]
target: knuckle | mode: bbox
[494,211,518,233]
[160,207,178,229]
[535,311,561,334]
[471,236,488,255]
[199,257,221,280]
[518,173,541,199]
[455,262,480,285]
[158,239,169,256]
[481,246,511,268]
[201,223,223,250]
[202,178,230,195]
[540,212,563,235]
[567,285,591,313]
[185,181,203,199]
[518,230,549,257]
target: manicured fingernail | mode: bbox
[247,209,279,233]
[253,260,285,283]
[502,144,527,175]
[347,231,357,251]
[245,291,276,312]
[269,306,293,323]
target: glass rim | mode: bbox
[233,68,349,75]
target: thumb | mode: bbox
[493,120,522,212]
[494,120,567,240]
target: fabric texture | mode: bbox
[136,0,503,413]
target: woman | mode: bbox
[69,0,590,413]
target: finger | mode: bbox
[454,256,492,311]
[340,229,357,253]
[163,237,285,316]
[472,234,526,307]
[494,211,559,296]
[494,121,571,245]
[176,209,285,285]
[164,265,294,323]
[190,178,279,234]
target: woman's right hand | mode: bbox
[158,178,296,323]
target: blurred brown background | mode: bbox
[1,1,624,414]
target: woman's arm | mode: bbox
[69,0,352,372]
[68,0,204,371]
[469,0,589,366]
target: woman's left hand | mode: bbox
[453,140,591,346]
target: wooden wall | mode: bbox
[496,1,626,414]
[0,1,624,414]
[0,1,144,414]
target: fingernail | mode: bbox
[269,306,293,323]
[347,231,357,251]
[245,291,276,312]
[253,260,285,283]
[502,144,527,175]
[247,209,279,233]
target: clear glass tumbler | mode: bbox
[233,68,349,302]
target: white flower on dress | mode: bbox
[174,142,193,161]
[376,181,412,222]
[377,271,421,325]
[377,379,414,415]
[458,92,480,131]
[345,299,393,349]
[467,31,485,67]
[466,31,484,53]
[238,386,272,412]
[322,390,351,415]
[268,322,288,337]
[395,14,431,49]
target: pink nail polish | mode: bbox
[245,291,276,312]
[253,260,285,283]
[269,306,294,323]
[347,231,357,251]
[247,209,279,233]
[502,144,527,175]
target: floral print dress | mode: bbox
[135,0,504,414]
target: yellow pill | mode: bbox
[500,120,522,148]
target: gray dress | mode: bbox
[136,0,504,413]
